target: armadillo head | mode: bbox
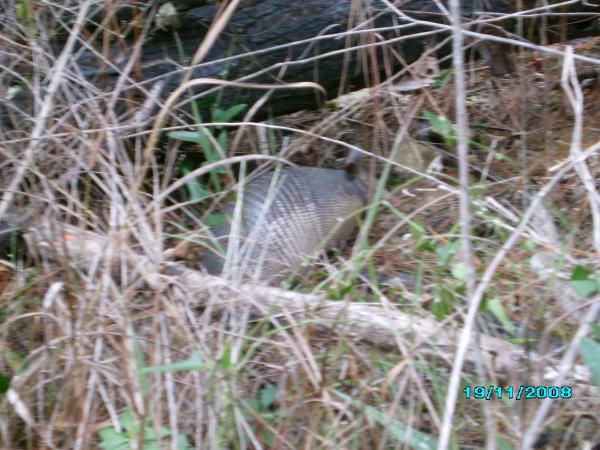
[343,148,371,205]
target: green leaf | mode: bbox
[194,96,218,110]
[450,262,467,282]
[580,337,600,388]
[168,129,214,155]
[410,219,425,243]
[141,443,161,450]
[143,425,170,440]
[206,213,226,227]
[98,428,129,450]
[248,398,261,412]
[432,69,452,89]
[486,298,515,336]
[119,410,136,434]
[497,436,516,450]
[417,239,435,252]
[176,433,193,450]
[507,337,538,344]
[0,372,10,395]
[167,130,205,144]
[262,429,275,447]
[217,130,228,154]
[140,352,204,374]
[570,265,599,298]
[159,427,172,438]
[570,279,598,298]
[202,152,228,175]
[435,240,459,266]
[520,237,537,252]
[98,409,192,450]
[132,338,149,396]
[219,344,233,371]
[16,2,30,21]
[180,167,211,202]
[432,287,454,319]
[572,265,593,280]
[422,110,455,148]
[3,351,23,372]
[259,384,277,409]
[591,324,600,341]
[212,104,247,126]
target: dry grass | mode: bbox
[1,1,600,449]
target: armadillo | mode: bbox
[202,157,368,284]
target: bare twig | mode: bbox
[438,1,478,448]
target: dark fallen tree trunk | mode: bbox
[2,1,598,126]
[75,0,600,119]
[77,0,517,120]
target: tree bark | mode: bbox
[2,1,598,125]
[79,0,517,119]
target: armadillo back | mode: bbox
[203,165,367,284]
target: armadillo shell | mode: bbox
[202,165,367,284]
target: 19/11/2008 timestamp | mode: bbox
[463,385,573,400]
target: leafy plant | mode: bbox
[99,347,201,449]
[334,390,438,450]
[98,409,192,450]
[580,337,600,389]
[0,351,27,396]
[139,351,203,375]
[166,101,247,257]
[242,384,280,447]
[486,298,516,336]
[418,232,466,319]
[167,102,247,202]
[570,265,600,298]
[0,372,9,396]
[432,68,452,89]
[16,2,36,39]
[422,109,491,154]
[423,110,455,149]
[248,384,277,413]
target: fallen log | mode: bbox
[74,0,599,118]
[3,1,598,126]
[78,0,512,119]
[25,220,596,390]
